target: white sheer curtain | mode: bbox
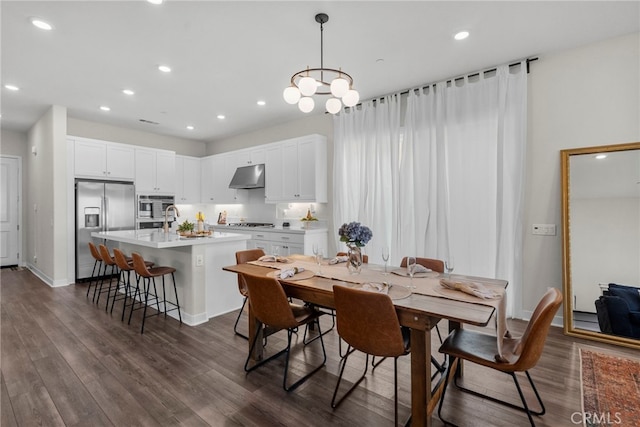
[333,63,527,315]
[333,95,400,263]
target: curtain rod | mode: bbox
[349,57,539,108]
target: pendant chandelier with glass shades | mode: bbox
[282,13,360,114]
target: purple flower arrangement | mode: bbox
[338,222,373,247]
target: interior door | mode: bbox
[0,157,20,266]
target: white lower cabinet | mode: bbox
[217,228,328,256]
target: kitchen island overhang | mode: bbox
[92,230,250,326]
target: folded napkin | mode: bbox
[258,255,288,263]
[409,264,431,274]
[361,282,389,294]
[440,278,500,299]
[328,255,349,264]
[279,267,304,279]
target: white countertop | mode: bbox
[212,225,328,234]
[92,229,250,249]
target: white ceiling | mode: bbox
[2,1,639,143]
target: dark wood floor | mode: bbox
[2,268,638,427]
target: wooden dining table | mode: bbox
[223,255,507,427]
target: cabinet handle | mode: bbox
[281,236,290,240]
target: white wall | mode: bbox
[523,32,639,316]
[67,117,207,157]
[26,105,68,285]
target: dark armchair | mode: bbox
[595,283,640,339]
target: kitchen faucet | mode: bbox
[163,205,180,233]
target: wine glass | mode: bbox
[381,246,390,275]
[272,245,280,258]
[406,256,416,289]
[445,257,455,278]
[315,248,324,274]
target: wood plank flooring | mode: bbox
[1,268,638,426]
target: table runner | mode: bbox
[247,258,509,362]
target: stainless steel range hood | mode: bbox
[229,164,265,189]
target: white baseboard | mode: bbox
[519,309,564,328]
[25,264,71,287]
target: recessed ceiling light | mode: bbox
[158,65,172,73]
[4,84,19,91]
[257,100,266,106]
[122,89,135,95]
[186,125,195,130]
[454,31,470,41]
[100,106,111,111]
[31,18,53,31]
[217,115,225,120]
[595,154,607,160]
[147,0,164,4]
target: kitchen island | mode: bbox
[92,229,250,326]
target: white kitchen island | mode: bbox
[92,229,250,326]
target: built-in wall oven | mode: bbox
[137,194,176,228]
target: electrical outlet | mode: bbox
[532,224,556,236]
[196,255,204,266]
[33,255,37,263]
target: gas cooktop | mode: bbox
[225,222,274,228]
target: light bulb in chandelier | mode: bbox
[325,97,342,114]
[283,86,301,104]
[298,76,318,96]
[330,77,349,98]
[298,96,315,113]
[342,89,360,107]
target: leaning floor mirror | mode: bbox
[561,141,640,350]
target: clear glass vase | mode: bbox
[346,244,363,274]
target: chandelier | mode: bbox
[283,13,359,114]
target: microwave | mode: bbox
[138,195,175,220]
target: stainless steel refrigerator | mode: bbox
[75,180,135,281]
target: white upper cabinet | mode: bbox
[73,137,135,180]
[175,155,201,204]
[201,154,246,204]
[235,147,266,166]
[265,134,327,203]
[135,148,175,194]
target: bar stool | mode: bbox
[97,244,121,310]
[130,252,182,333]
[111,248,154,322]
[87,242,104,302]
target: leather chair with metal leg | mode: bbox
[87,242,104,302]
[400,256,447,377]
[130,252,183,334]
[241,272,327,392]
[111,248,153,321]
[331,285,411,426]
[233,249,265,339]
[97,244,121,310]
[437,288,563,427]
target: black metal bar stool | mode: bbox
[96,244,121,310]
[111,248,153,321]
[130,252,182,333]
[87,242,104,302]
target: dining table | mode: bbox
[223,254,508,427]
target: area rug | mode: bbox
[580,349,640,427]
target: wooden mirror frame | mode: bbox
[561,141,640,350]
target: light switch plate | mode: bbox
[532,224,556,236]
[196,254,204,266]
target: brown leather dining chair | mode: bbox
[331,285,411,426]
[241,272,327,392]
[233,249,265,339]
[437,287,563,427]
[400,256,447,377]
